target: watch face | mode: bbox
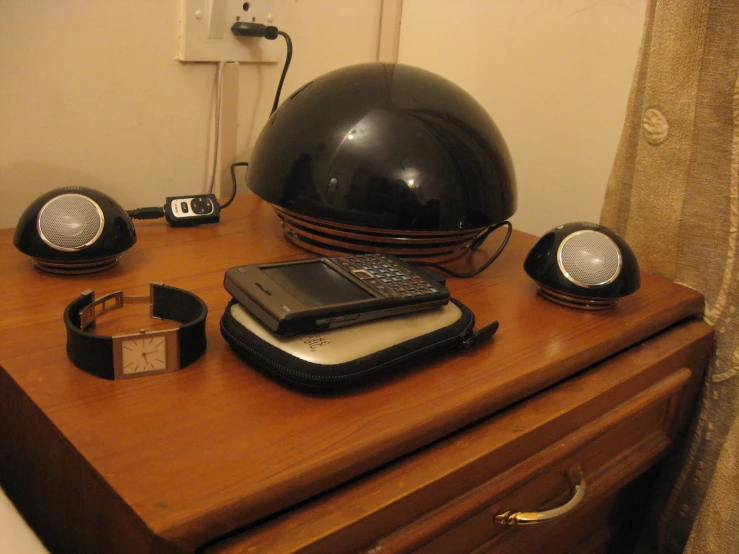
[112,328,179,379]
[121,336,167,374]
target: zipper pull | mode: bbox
[462,320,499,348]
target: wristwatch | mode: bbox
[64,282,208,380]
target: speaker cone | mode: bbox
[37,193,105,251]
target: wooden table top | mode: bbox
[0,195,704,549]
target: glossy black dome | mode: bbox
[246,63,517,233]
[14,186,136,274]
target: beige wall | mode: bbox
[398,0,646,236]
[0,0,382,229]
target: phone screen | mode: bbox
[262,260,373,307]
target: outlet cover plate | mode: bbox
[178,0,280,63]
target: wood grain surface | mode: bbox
[0,196,706,552]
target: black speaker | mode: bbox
[523,222,640,309]
[14,186,137,274]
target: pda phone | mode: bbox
[223,253,450,336]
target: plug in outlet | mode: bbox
[178,0,281,62]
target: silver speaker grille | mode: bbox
[558,230,621,287]
[37,194,104,251]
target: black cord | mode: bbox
[271,31,293,115]
[221,24,291,210]
[222,162,248,209]
[230,23,293,115]
[414,221,514,278]
[128,26,288,219]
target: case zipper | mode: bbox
[220,308,484,387]
[463,320,500,348]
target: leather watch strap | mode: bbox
[151,284,208,368]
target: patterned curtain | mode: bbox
[600,1,739,552]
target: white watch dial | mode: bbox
[121,336,167,374]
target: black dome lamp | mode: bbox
[246,62,517,265]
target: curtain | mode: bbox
[600,1,739,552]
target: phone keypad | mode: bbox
[333,254,442,299]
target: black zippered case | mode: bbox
[220,298,498,391]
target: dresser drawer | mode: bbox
[407,370,685,553]
[208,320,711,554]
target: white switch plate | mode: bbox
[178,0,281,63]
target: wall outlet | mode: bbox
[178,0,281,63]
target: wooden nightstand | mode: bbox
[0,196,712,553]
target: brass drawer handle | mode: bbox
[494,466,586,526]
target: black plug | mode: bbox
[127,206,165,220]
[231,22,279,40]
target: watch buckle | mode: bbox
[78,284,162,330]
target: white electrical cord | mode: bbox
[207,61,237,195]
